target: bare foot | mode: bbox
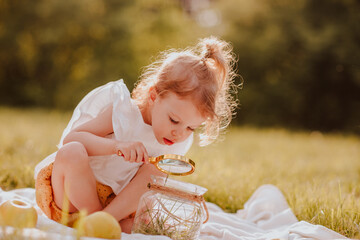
[119,217,135,234]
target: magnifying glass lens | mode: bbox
[157,158,193,174]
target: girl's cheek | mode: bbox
[181,132,192,141]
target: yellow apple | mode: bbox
[0,199,38,228]
[75,211,121,239]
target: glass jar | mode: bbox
[132,175,208,240]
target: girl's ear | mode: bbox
[149,87,157,103]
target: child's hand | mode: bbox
[116,141,149,164]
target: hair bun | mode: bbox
[201,36,223,60]
[198,36,235,89]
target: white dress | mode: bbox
[34,79,193,195]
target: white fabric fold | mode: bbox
[0,185,348,240]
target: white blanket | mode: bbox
[0,185,347,240]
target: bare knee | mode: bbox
[137,163,166,181]
[52,142,89,213]
[55,141,89,169]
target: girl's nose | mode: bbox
[171,129,183,138]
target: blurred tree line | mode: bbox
[217,0,360,133]
[0,0,203,109]
[0,0,359,133]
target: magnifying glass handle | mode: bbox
[117,150,156,163]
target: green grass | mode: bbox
[0,107,69,190]
[184,127,360,238]
[0,107,359,238]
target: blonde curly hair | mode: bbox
[132,36,240,146]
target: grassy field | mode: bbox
[0,107,359,238]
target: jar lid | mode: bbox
[151,175,207,196]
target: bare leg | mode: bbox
[51,142,102,214]
[103,163,166,229]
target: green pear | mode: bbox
[0,199,38,228]
[75,211,121,239]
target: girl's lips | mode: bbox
[163,138,174,145]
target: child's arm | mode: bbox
[63,104,115,156]
[63,104,148,162]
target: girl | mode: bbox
[34,36,238,233]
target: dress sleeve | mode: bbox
[35,80,131,179]
[58,79,129,147]
[111,82,140,141]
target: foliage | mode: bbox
[0,0,204,109]
[216,0,360,132]
[0,0,359,131]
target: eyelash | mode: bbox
[169,117,179,124]
[170,117,195,131]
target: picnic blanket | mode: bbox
[0,184,347,240]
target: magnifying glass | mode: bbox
[118,151,195,176]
